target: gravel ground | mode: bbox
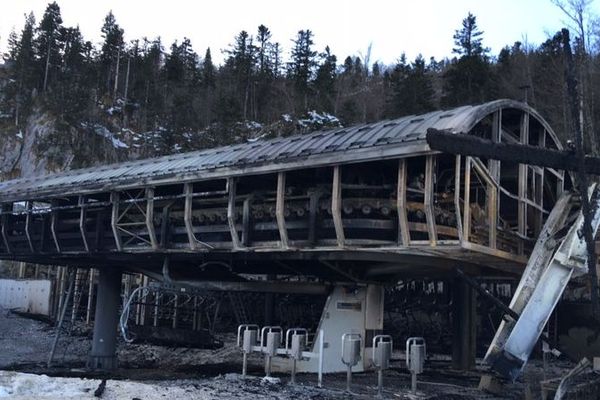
[0,307,581,399]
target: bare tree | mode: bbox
[552,0,598,153]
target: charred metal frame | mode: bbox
[0,101,567,279]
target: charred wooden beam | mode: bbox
[183,183,196,250]
[454,156,464,242]
[227,178,242,250]
[463,157,472,240]
[1,204,12,254]
[160,279,330,295]
[332,166,345,247]
[426,128,600,174]
[276,172,289,249]
[488,111,501,249]
[424,155,438,245]
[518,114,529,255]
[50,199,61,253]
[25,201,35,253]
[78,195,90,253]
[145,187,158,250]
[308,190,322,245]
[242,195,253,246]
[110,192,122,251]
[397,159,410,246]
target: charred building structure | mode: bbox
[0,99,591,378]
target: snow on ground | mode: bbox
[0,371,195,399]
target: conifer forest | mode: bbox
[1,1,599,167]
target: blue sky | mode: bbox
[0,0,596,66]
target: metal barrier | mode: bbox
[237,324,259,377]
[341,333,362,392]
[373,335,393,396]
[406,337,426,393]
[261,326,283,377]
[285,328,307,384]
[237,324,324,387]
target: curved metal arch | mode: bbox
[457,99,563,150]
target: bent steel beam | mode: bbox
[485,184,600,381]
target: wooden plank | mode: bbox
[276,172,289,249]
[331,166,345,247]
[227,178,242,250]
[397,159,410,246]
[424,155,438,246]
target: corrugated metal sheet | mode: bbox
[0,99,558,202]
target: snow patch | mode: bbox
[83,123,129,149]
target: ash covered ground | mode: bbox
[0,307,580,399]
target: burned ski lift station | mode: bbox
[0,99,593,383]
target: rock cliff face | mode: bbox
[0,109,129,181]
[0,104,342,182]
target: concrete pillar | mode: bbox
[452,278,477,370]
[88,268,122,370]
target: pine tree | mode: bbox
[442,12,494,106]
[3,13,37,126]
[50,26,93,120]
[288,29,317,110]
[35,1,64,92]
[386,55,435,117]
[99,11,125,99]
[314,46,337,112]
[452,12,488,58]
[223,30,257,120]
[256,25,273,75]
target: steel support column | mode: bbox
[452,277,476,370]
[88,268,122,370]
